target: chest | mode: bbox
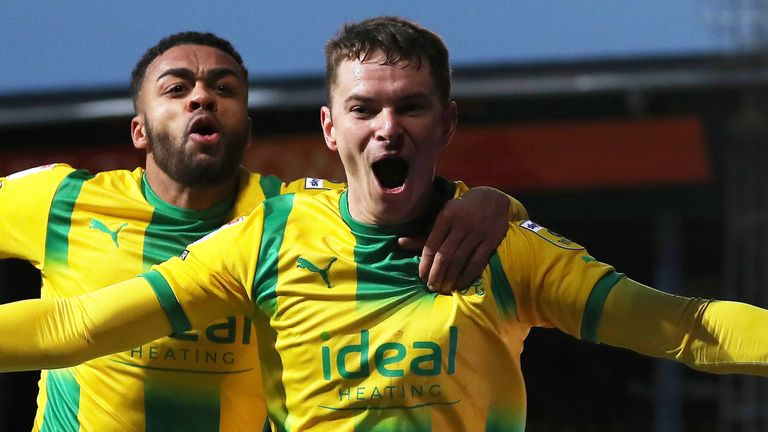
[254,220,510,371]
[44,194,225,294]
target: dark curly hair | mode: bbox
[130,31,248,109]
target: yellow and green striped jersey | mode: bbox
[145,181,621,432]
[0,163,340,432]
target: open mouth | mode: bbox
[372,157,409,190]
[188,116,221,143]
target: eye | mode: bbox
[164,83,188,96]
[399,102,429,115]
[215,83,234,94]
[350,105,373,117]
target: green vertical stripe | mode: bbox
[45,170,94,266]
[354,415,431,432]
[447,326,458,374]
[259,174,283,199]
[486,405,526,432]
[141,270,192,334]
[41,369,80,432]
[252,194,294,303]
[342,193,433,431]
[141,174,234,272]
[489,253,517,320]
[138,175,239,431]
[340,192,426,302]
[251,193,294,429]
[580,271,625,343]
[145,378,219,432]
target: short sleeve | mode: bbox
[497,220,622,339]
[0,163,74,264]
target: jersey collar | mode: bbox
[141,172,236,221]
[339,177,456,238]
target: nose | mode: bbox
[186,83,216,112]
[373,109,403,144]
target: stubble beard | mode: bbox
[145,119,250,188]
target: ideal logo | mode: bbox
[89,218,128,248]
[172,316,254,345]
[320,326,458,380]
[297,256,337,288]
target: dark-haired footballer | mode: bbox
[0,30,522,431]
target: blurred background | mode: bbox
[2,1,768,430]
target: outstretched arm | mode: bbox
[0,278,170,371]
[400,186,527,294]
[597,278,768,376]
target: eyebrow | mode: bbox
[343,91,433,105]
[156,67,243,84]
[343,94,374,105]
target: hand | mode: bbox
[399,186,526,294]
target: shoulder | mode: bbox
[88,166,144,187]
[0,164,90,229]
[4,163,75,181]
[253,190,345,234]
[511,220,585,251]
[238,170,283,198]
[295,188,345,216]
[497,220,588,273]
[1,163,82,194]
[283,176,346,195]
[263,188,344,212]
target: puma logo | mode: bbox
[89,219,128,248]
[297,256,338,288]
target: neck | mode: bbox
[347,180,448,227]
[143,164,239,210]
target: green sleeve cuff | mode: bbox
[141,270,192,335]
[580,271,625,343]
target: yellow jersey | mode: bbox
[0,163,340,431]
[148,185,623,431]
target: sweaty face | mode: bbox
[321,51,457,225]
[135,44,250,188]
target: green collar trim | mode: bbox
[339,177,456,237]
[141,173,235,220]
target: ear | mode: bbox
[321,106,337,152]
[441,101,458,146]
[131,115,148,150]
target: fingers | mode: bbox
[424,228,465,294]
[419,214,452,284]
[419,186,513,294]
[454,239,497,289]
[430,232,483,295]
